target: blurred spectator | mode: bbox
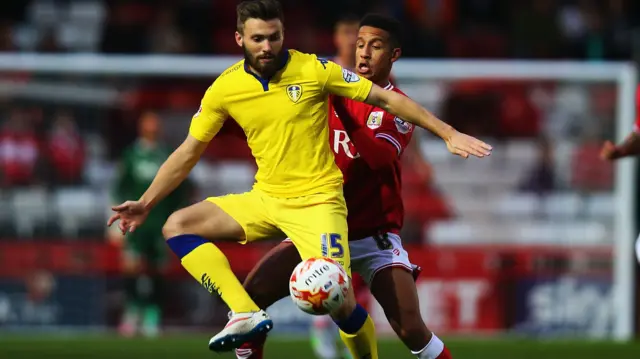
[147,7,190,54]
[109,111,192,338]
[46,110,85,186]
[332,14,359,69]
[0,108,40,187]
[519,136,556,195]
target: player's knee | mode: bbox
[162,211,189,240]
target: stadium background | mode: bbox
[0,0,640,358]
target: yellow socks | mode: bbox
[167,235,259,313]
[336,304,378,359]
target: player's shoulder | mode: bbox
[204,59,245,97]
[288,49,332,71]
[217,58,245,80]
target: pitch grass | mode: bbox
[0,334,639,359]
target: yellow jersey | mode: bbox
[189,49,373,197]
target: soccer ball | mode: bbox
[289,257,350,315]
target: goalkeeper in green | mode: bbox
[108,112,193,337]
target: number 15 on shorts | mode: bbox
[321,233,344,259]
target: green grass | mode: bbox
[0,334,639,359]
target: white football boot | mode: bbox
[208,310,273,352]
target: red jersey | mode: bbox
[328,83,414,240]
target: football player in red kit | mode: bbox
[600,85,640,263]
[235,14,453,359]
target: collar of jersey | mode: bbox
[243,49,290,91]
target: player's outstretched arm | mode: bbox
[600,132,640,160]
[107,135,208,233]
[364,85,492,158]
[139,135,207,208]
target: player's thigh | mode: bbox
[350,233,413,284]
[369,266,430,350]
[163,192,280,242]
[244,240,301,309]
[274,192,350,275]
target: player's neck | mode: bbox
[374,78,392,89]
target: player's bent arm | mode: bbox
[139,135,208,211]
[364,84,455,141]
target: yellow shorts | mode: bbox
[207,189,351,274]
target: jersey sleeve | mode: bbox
[374,111,414,155]
[189,79,228,142]
[316,58,373,102]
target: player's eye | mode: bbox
[252,36,265,42]
[268,33,281,41]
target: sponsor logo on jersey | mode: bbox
[342,68,360,83]
[394,117,413,134]
[193,105,202,118]
[286,84,303,103]
[367,111,383,129]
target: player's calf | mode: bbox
[370,267,451,359]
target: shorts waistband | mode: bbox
[349,228,400,242]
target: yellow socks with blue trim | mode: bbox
[335,304,378,359]
[166,234,260,313]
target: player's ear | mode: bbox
[235,31,243,47]
[390,48,401,63]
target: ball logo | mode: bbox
[342,68,360,83]
[304,264,331,287]
[286,84,303,103]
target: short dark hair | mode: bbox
[359,14,402,48]
[236,0,284,33]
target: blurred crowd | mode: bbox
[0,0,629,243]
[0,0,638,60]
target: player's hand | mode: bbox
[600,140,621,161]
[445,131,492,158]
[107,200,149,234]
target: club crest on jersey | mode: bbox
[394,117,413,134]
[342,68,360,83]
[367,111,383,129]
[286,85,303,103]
